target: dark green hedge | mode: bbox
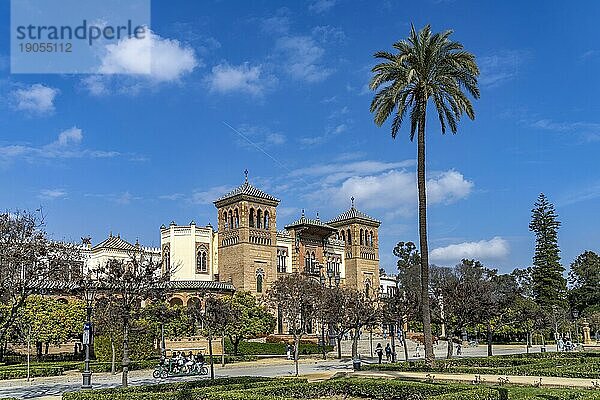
[224,340,333,356]
[363,352,600,379]
[62,377,504,400]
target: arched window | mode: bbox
[229,210,233,229]
[256,269,264,293]
[196,245,209,273]
[234,209,239,228]
[264,211,269,229]
[163,245,170,270]
[347,229,352,245]
[223,211,228,229]
[370,231,374,246]
[341,230,345,241]
[305,251,311,271]
[360,229,364,245]
[257,209,262,228]
[169,297,183,307]
[249,208,255,227]
[365,278,371,298]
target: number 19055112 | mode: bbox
[19,42,72,52]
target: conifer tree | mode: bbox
[528,193,566,309]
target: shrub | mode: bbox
[224,340,332,356]
[94,332,157,363]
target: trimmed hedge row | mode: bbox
[0,359,157,380]
[0,362,78,380]
[364,353,600,379]
[224,340,333,356]
[62,377,505,400]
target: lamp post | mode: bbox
[552,305,559,351]
[572,309,580,343]
[81,280,96,389]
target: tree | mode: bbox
[222,292,275,356]
[93,297,123,374]
[370,25,480,365]
[267,273,319,376]
[342,289,380,360]
[0,210,82,362]
[320,286,352,359]
[390,241,422,360]
[14,296,85,360]
[98,255,168,387]
[140,301,194,357]
[188,294,231,380]
[529,193,567,310]
[430,260,494,358]
[568,251,600,314]
[481,272,520,356]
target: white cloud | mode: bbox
[529,118,600,142]
[206,63,274,96]
[291,160,414,183]
[98,31,198,81]
[228,124,287,149]
[430,237,510,264]
[260,9,291,34]
[312,25,345,43]
[11,84,59,114]
[83,31,198,95]
[324,169,473,210]
[191,185,233,205]
[479,50,529,88]
[56,127,83,146]
[275,36,332,83]
[85,191,140,205]
[308,0,337,13]
[299,123,348,146]
[0,127,122,163]
[39,189,68,200]
[265,132,286,145]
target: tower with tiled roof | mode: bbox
[327,197,381,296]
[213,170,280,295]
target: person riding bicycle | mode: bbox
[196,351,205,364]
[185,351,195,369]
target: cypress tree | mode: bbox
[528,193,567,309]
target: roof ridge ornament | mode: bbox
[244,168,249,183]
[351,196,355,209]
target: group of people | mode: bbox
[557,337,579,352]
[374,342,394,363]
[165,350,205,372]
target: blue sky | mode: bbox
[1,0,599,273]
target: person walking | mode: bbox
[375,343,383,364]
[385,343,392,362]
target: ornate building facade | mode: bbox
[162,176,381,296]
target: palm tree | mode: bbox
[369,24,479,365]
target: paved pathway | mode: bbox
[352,370,600,389]
[0,338,565,400]
[0,358,352,400]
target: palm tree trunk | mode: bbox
[417,102,435,366]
